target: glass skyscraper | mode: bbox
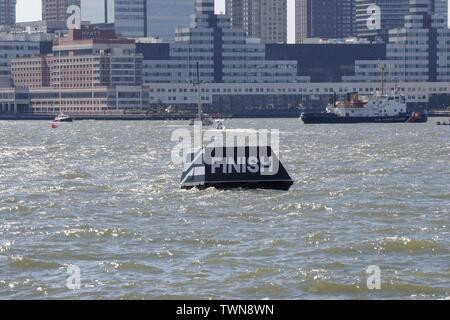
[0,0,16,27]
[112,0,194,40]
[42,0,81,24]
[226,0,288,44]
[434,0,448,27]
[295,0,356,43]
[356,0,410,41]
[81,0,115,24]
[143,0,299,83]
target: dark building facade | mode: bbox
[137,42,387,83]
[136,43,170,60]
[296,0,356,43]
[265,43,386,82]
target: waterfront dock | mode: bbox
[428,109,450,117]
[0,110,302,121]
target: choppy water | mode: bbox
[0,119,448,300]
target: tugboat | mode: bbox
[54,112,73,123]
[301,65,428,124]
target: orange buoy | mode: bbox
[51,122,58,129]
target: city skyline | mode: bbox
[12,0,450,43]
[14,0,298,42]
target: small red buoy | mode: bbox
[51,122,58,129]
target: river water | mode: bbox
[0,119,448,300]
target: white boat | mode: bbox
[214,119,226,130]
[54,113,73,122]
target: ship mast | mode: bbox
[380,63,386,97]
[194,62,204,148]
[196,62,202,122]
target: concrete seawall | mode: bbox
[0,111,302,121]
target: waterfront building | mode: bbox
[226,0,287,43]
[142,0,299,84]
[11,27,143,89]
[11,56,50,88]
[0,85,144,114]
[0,33,52,87]
[0,88,30,113]
[1,81,449,115]
[42,0,81,24]
[114,0,194,41]
[51,28,143,88]
[345,0,450,83]
[138,81,446,111]
[355,0,410,41]
[295,0,356,43]
[0,0,16,27]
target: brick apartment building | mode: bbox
[11,28,143,89]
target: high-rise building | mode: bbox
[42,0,81,24]
[295,0,356,43]
[356,0,410,41]
[113,0,145,38]
[80,0,114,24]
[226,0,287,43]
[0,0,16,27]
[143,0,298,83]
[346,0,450,82]
[114,0,194,41]
[336,0,357,39]
[434,0,448,27]
[225,0,245,30]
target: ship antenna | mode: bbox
[380,63,386,97]
[196,62,202,122]
[194,62,204,148]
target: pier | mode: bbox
[0,110,302,121]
